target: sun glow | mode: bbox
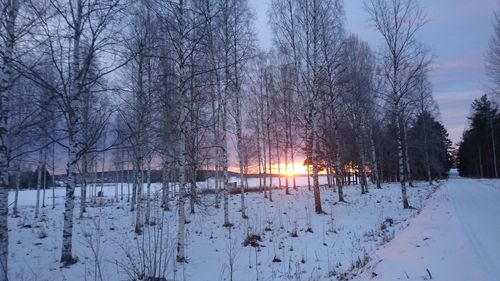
[238,162,332,176]
[271,162,309,176]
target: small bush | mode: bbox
[242,234,262,247]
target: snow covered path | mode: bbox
[354,172,500,281]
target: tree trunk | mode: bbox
[177,107,188,262]
[275,131,282,189]
[135,164,143,234]
[35,150,43,218]
[126,163,130,203]
[145,160,151,225]
[189,160,197,214]
[357,133,367,195]
[176,0,188,261]
[311,112,323,214]
[490,115,498,178]
[369,128,382,188]
[284,119,290,194]
[478,143,484,177]
[422,115,432,184]
[360,132,369,194]
[256,118,263,192]
[61,133,78,264]
[120,168,124,201]
[266,94,273,202]
[0,0,18,276]
[131,166,137,212]
[42,159,47,207]
[162,161,169,211]
[80,153,88,218]
[233,23,247,219]
[334,128,345,202]
[307,166,311,191]
[403,123,414,187]
[114,170,118,202]
[13,163,20,217]
[52,143,56,209]
[290,128,297,190]
[261,106,268,199]
[396,113,410,209]
[222,100,231,227]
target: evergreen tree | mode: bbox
[458,95,499,177]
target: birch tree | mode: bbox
[342,35,375,195]
[0,0,21,277]
[23,0,126,264]
[271,0,344,214]
[367,0,430,208]
[486,3,500,96]
[229,0,255,219]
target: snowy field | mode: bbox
[8,176,441,281]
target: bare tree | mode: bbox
[230,0,255,219]
[342,35,375,195]
[0,0,25,277]
[271,0,344,214]
[367,0,430,209]
[21,0,126,264]
[486,3,500,96]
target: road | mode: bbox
[354,171,500,281]
[448,172,500,281]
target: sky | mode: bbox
[249,0,499,145]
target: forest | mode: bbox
[458,95,500,178]
[2,0,497,280]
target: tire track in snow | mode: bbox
[449,177,500,281]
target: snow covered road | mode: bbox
[449,174,500,281]
[354,172,500,281]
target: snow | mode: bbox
[7,176,439,281]
[353,170,500,281]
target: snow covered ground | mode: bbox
[8,176,440,281]
[353,170,500,281]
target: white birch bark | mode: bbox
[42,155,47,208]
[369,127,382,188]
[176,0,188,261]
[334,125,345,202]
[396,113,410,208]
[134,163,143,234]
[61,126,79,264]
[35,150,43,218]
[222,99,231,227]
[265,81,273,202]
[162,160,169,211]
[403,122,414,187]
[145,160,151,225]
[60,0,82,263]
[0,0,18,273]
[311,111,323,214]
[177,136,187,260]
[234,43,247,219]
[357,126,369,194]
[130,162,137,212]
[13,162,20,216]
[52,143,56,209]
[120,168,124,201]
[260,96,268,198]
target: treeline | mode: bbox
[0,0,453,276]
[458,95,500,178]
